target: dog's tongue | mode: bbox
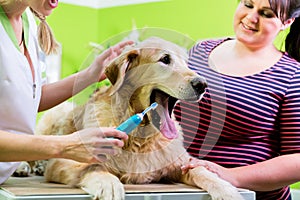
[159,103,178,139]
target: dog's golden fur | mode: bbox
[36,37,243,200]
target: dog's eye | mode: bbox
[159,54,171,65]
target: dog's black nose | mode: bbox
[191,77,207,94]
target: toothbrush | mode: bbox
[116,102,158,135]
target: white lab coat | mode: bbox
[0,8,44,184]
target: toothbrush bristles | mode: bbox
[151,102,158,110]
[142,102,158,115]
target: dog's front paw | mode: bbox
[32,160,48,176]
[79,171,125,200]
[13,161,32,177]
[184,166,244,200]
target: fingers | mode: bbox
[95,154,108,162]
[181,163,196,174]
[102,40,134,59]
[98,46,125,69]
[181,159,211,174]
[93,40,135,82]
[114,40,135,51]
[107,40,135,58]
[99,127,128,141]
[91,128,129,162]
[75,128,128,163]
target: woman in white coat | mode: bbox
[0,0,132,184]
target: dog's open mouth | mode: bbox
[150,89,178,139]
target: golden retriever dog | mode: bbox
[35,37,243,200]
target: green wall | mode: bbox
[47,0,238,78]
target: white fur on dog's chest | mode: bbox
[105,137,190,184]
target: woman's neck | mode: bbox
[208,39,283,77]
[233,39,280,59]
[1,3,27,20]
[1,3,28,54]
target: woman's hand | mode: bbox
[181,157,238,186]
[89,40,135,83]
[182,155,300,191]
[181,157,223,174]
[61,127,128,163]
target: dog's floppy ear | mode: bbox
[105,50,139,95]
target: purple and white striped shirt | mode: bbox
[174,38,300,200]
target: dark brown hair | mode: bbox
[268,0,300,61]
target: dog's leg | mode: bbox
[45,159,124,200]
[80,170,125,200]
[13,160,48,177]
[13,161,32,177]
[181,166,244,200]
[44,159,88,186]
[29,160,47,176]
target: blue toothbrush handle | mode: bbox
[116,114,143,135]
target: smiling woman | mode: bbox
[173,0,300,200]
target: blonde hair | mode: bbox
[0,0,59,55]
[0,0,9,4]
[30,8,59,55]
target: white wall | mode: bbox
[59,0,166,9]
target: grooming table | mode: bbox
[0,176,255,200]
